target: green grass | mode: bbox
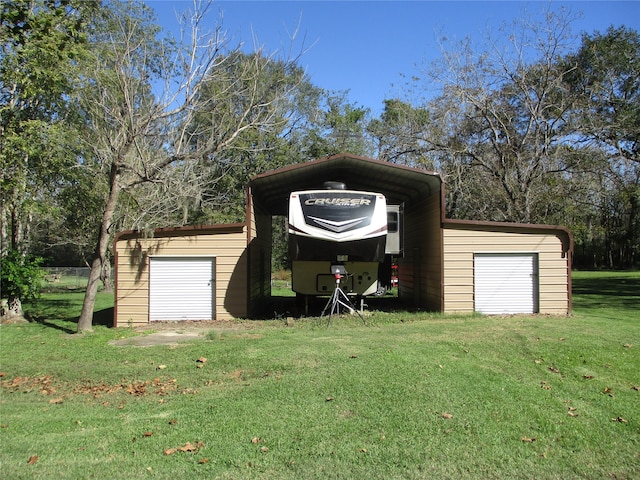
[1,272,639,479]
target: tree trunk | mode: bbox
[101,256,113,293]
[1,296,25,322]
[77,164,121,332]
[0,206,9,255]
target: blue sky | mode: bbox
[146,1,639,114]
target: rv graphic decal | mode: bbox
[304,198,372,206]
[307,216,367,233]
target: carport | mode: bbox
[246,153,446,314]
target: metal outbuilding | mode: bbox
[113,153,572,326]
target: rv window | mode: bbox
[387,212,398,233]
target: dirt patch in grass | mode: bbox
[109,331,205,347]
[132,319,261,332]
[110,319,266,346]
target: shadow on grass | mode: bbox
[266,292,412,319]
[572,274,640,310]
[26,294,114,333]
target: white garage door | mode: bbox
[474,253,538,314]
[149,257,215,321]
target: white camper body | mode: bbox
[288,188,388,296]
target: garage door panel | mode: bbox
[474,254,538,314]
[149,257,215,321]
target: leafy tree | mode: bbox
[1,0,95,317]
[166,52,311,226]
[292,92,373,159]
[563,26,640,267]
[368,99,433,168]
[323,94,372,156]
[423,8,582,223]
[0,249,44,319]
[1,0,93,257]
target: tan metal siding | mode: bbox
[248,202,272,317]
[398,193,442,310]
[443,227,570,314]
[115,229,247,326]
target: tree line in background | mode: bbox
[1,0,638,329]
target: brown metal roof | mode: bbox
[248,153,443,215]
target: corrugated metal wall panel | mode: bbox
[397,194,442,310]
[474,254,538,314]
[149,257,215,321]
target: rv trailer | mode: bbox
[288,183,389,298]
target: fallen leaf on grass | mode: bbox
[164,441,204,455]
[623,344,632,348]
[325,397,334,402]
[143,432,154,437]
[27,455,38,465]
[521,436,536,443]
[548,366,561,374]
[441,412,454,419]
[611,417,628,423]
[582,375,594,379]
[199,458,209,464]
[178,442,200,452]
[196,357,207,363]
[178,443,195,452]
[40,386,56,395]
[260,446,269,453]
[632,386,640,391]
[567,407,578,417]
[251,437,261,444]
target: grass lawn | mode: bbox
[1,271,638,479]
